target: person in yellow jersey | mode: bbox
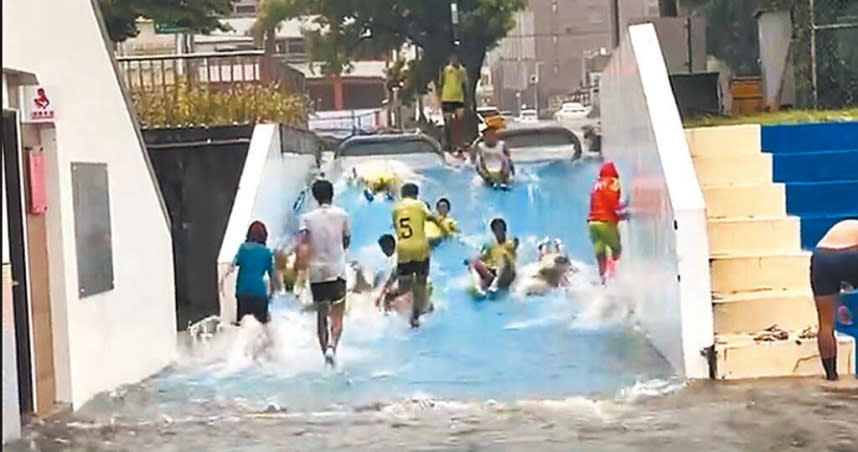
[392,183,437,328]
[349,166,400,202]
[426,198,460,246]
[467,218,519,296]
[438,53,469,154]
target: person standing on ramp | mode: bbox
[392,183,437,328]
[438,53,469,154]
[295,179,352,366]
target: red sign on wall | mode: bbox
[27,150,47,215]
[20,86,56,124]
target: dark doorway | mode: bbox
[2,110,33,415]
[143,126,252,329]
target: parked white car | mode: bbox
[554,102,591,121]
[518,109,538,124]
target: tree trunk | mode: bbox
[261,28,277,85]
[461,45,487,144]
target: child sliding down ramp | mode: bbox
[513,239,581,296]
[346,160,419,202]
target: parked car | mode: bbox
[554,102,591,122]
[477,106,507,132]
[518,109,539,124]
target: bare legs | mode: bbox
[316,299,346,367]
[443,109,465,153]
[814,294,838,380]
[399,274,428,328]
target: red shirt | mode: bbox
[588,177,622,223]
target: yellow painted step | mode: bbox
[685,124,761,158]
[707,216,800,255]
[710,251,810,294]
[702,183,787,219]
[712,289,817,335]
[693,152,773,187]
[714,332,854,379]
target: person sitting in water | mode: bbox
[588,161,629,285]
[810,219,858,381]
[473,124,514,188]
[435,198,459,235]
[468,218,519,295]
[426,197,460,246]
[520,238,579,295]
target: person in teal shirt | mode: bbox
[221,221,277,325]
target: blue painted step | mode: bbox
[785,180,858,216]
[799,213,858,249]
[762,121,858,153]
[773,149,858,183]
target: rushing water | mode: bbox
[8,158,858,451]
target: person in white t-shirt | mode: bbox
[294,179,351,366]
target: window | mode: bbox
[234,4,256,15]
[286,38,306,55]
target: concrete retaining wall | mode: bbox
[602,24,713,379]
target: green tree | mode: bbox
[98,0,235,42]
[251,0,307,56]
[680,0,857,108]
[304,0,526,134]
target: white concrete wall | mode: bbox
[3,0,176,408]
[218,124,316,324]
[601,24,713,379]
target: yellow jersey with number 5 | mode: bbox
[392,198,432,262]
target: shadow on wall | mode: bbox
[143,125,253,329]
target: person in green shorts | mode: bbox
[587,161,628,285]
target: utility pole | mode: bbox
[450,1,460,47]
[610,0,620,49]
[809,0,818,109]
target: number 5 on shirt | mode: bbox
[398,217,413,239]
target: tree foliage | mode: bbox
[252,0,307,54]
[98,0,235,42]
[680,0,857,108]
[304,0,526,106]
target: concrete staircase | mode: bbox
[762,122,858,364]
[685,124,854,379]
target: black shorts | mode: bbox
[310,278,347,306]
[398,259,430,278]
[810,247,858,297]
[441,101,464,113]
[237,294,270,324]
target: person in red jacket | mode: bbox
[588,161,628,284]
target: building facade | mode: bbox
[492,0,659,114]
[2,0,177,441]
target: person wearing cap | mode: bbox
[588,161,629,284]
[474,124,514,188]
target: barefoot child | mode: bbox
[587,161,629,285]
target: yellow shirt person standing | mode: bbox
[438,54,469,153]
[392,183,436,328]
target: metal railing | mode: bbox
[117,51,306,94]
